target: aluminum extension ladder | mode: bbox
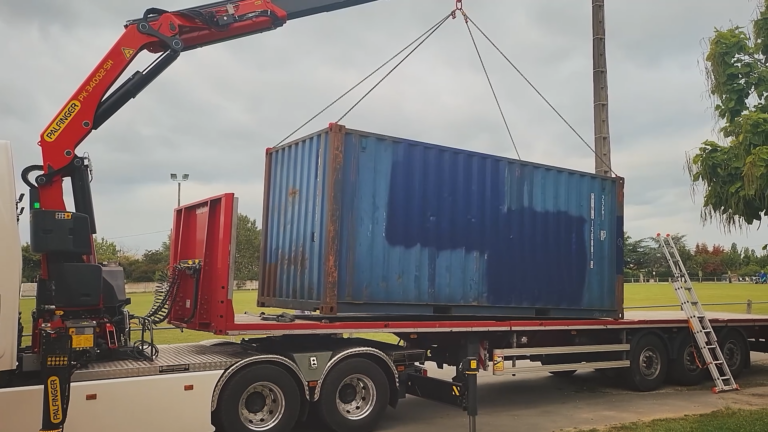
[656,234,739,393]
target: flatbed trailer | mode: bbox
[3,310,768,432]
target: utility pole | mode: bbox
[592,0,612,176]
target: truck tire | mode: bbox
[717,329,749,379]
[212,364,301,432]
[667,333,706,386]
[625,333,668,392]
[315,357,390,432]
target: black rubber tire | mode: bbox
[717,329,749,379]
[666,333,706,386]
[548,370,577,377]
[212,364,301,432]
[624,333,668,392]
[315,357,390,432]
[596,368,621,379]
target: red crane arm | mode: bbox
[33,1,291,211]
[30,0,382,212]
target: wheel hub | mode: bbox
[245,392,267,413]
[238,382,286,431]
[723,341,741,369]
[336,374,377,420]
[683,344,701,373]
[639,347,660,379]
[338,383,358,404]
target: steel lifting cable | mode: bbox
[456,6,521,160]
[274,11,455,147]
[335,13,452,123]
[463,14,619,176]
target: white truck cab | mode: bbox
[0,140,22,380]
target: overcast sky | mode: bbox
[1,0,763,255]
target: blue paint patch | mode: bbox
[384,144,590,308]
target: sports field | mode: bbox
[17,282,768,346]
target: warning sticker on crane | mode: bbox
[122,47,136,60]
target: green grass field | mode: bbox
[17,282,768,346]
[579,407,768,432]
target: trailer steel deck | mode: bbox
[218,311,768,336]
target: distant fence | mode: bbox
[626,277,759,284]
[19,280,258,298]
[625,300,768,314]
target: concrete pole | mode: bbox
[592,0,612,176]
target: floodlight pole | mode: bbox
[170,173,190,207]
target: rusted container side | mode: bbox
[258,124,624,319]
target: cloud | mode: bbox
[1,0,764,255]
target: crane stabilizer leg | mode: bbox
[656,234,740,393]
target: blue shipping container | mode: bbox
[258,124,625,319]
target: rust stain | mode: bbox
[288,188,299,199]
[320,123,345,315]
[279,247,308,271]
[262,262,278,298]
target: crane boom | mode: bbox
[17,2,386,431]
[30,0,381,212]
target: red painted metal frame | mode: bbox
[167,193,237,333]
[34,1,288,291]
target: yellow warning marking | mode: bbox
[452,386,460,395]
[47,377,62,424]
[122,47,136,60]
[72,334,94,348]
[493,354,504,371]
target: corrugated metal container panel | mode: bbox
[258,124,625,319]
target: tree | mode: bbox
[742,246,758,267]
[123,246,170,282]
[722,242,744,280]
[686,4,768,239]
[693,242,726,276]
[234,213,261,281]
[93,236,121,263]
[21,243,40,283]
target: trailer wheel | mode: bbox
[625,333,668,392]
[315,357,390,432]
[717,329,749,379]
[667,334,706,386]
[213,364,301,432]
